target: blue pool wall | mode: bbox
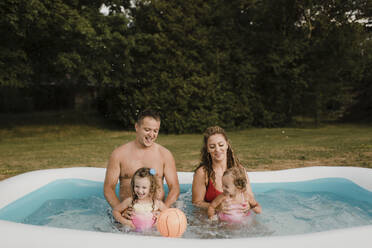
[1,177,372,223]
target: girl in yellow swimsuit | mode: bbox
[113,167,167,231]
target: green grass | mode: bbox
[1,111,371,180]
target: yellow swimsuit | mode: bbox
[132,202,156,231]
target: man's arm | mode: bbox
[103,150,121,209]
[162,148,180,208]
[112,198,135,228]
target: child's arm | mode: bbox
[208,194,225,219]
[153,200,168,224]
[249,197,262,214]
[153,200,168,217]
[112,198,135,228]
[228,190,260,214]
[156,200,168,211]
[243,168,261,214]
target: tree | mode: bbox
[297,0,368,124]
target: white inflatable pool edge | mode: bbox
[0,219,371,248]
[1,166,372,208]
[0,166,372,248]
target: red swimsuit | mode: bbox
[204,179,222,202]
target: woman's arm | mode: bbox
[208,194,225,219]
[192,167,210,209]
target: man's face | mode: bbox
[135,117,160,147]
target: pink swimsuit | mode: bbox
[218,204,252,223]
[132,213,156,231]
[131,203,156,231]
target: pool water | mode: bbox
[0,178,371,238]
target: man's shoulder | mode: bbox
[112,141,133,154]
[122,197,133,205]
[155,143,173,157]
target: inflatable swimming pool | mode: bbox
[0,166,371,248]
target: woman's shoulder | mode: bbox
[194,164,207,176]
[193,165,209,186]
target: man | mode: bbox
[103,109,180,216]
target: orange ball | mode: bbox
[157,208,187,238]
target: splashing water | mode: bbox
[22,182,372,239]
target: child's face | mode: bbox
[222,174,237,197]
[133,176,151,199]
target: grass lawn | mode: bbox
[1,111,371,180]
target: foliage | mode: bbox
[1,0,371,132]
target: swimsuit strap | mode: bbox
[204,179,222,202]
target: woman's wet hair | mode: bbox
[195,126,241,183]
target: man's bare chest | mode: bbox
[120,153,164,177]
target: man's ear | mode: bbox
[135,122,138,131]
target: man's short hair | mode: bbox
[136,109,161,125]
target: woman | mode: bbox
[192,126,261,214]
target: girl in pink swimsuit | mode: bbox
[207,167,259,224]
[113,168,167,231]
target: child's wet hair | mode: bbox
[223,166,247,190]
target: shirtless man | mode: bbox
[103,109,180,217]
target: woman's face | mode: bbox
[207,134,228,162]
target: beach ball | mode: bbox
[157,208,187,237]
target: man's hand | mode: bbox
[121,206,134,220]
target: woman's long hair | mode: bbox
[195,126,241,183]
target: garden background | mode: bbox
[1,0,371,179]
